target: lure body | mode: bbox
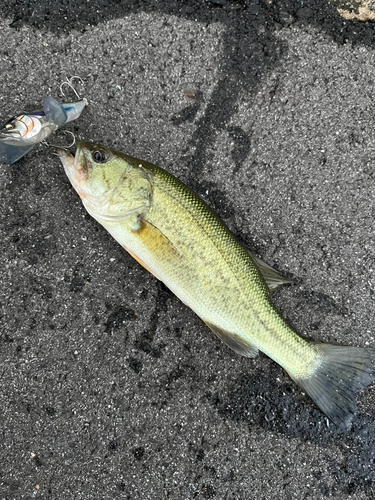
[0,96,87,164]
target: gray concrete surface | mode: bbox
[1,1,375,499]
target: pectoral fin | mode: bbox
[123,217,180,281]
[122,245,161,280]
[204,320,259,358]
[249,251,293,292]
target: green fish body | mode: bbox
[60,141,375,428]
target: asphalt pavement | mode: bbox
[0,1,375,499]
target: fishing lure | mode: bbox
[0,77,87,164]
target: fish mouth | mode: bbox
[59,141,92,201]
[75,140,94,173]
[74,141,82,162]
[57,140,91,173]
[57,147,74,163]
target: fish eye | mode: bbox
[92,150,107,163]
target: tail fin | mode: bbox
[295,344,375,428]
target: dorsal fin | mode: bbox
[249,251,293,292]
[204,320,259,358]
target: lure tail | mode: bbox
[0,142,34,164]
[294,344,375,428]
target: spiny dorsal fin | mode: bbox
[204,320,259,358]
[249,251,293,292]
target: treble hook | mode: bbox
[60,76,85,100]
[43,130,76,152]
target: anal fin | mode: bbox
[204,320,259,358]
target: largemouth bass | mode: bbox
[59,141,375,428]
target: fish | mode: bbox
[0,96,87,164]
[59,140,375,428]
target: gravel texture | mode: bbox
[1,1,375,499]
